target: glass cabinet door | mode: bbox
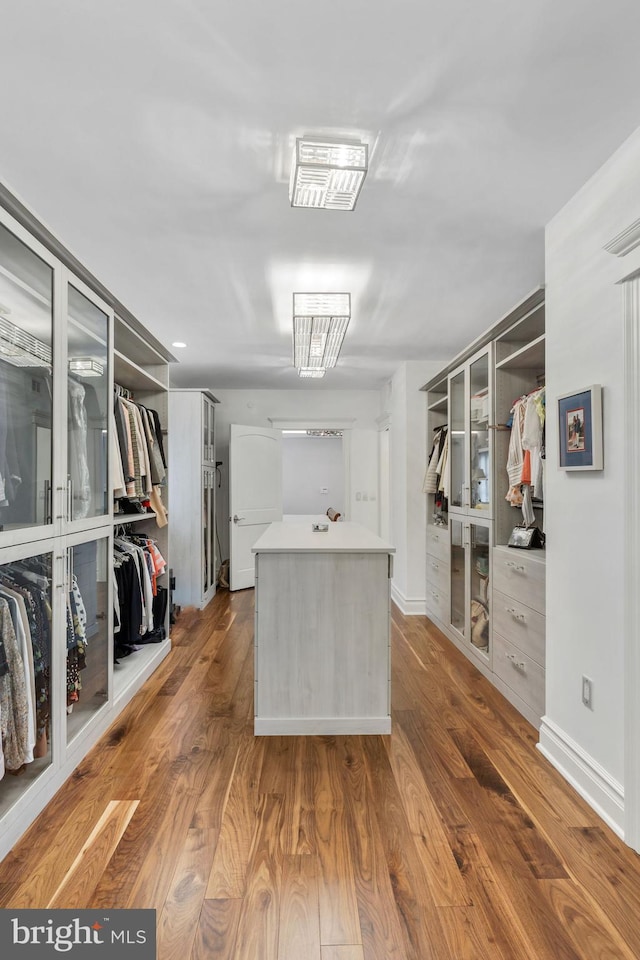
[0,548,54,816]
[202,397,209,464]
[66,534,109,744]
[449,368,466,511]
[203,397,215,464]
[469,352,490,514]
[450,518,466,637]
[0,221,54,535]
[469,522,490,655]
[66,284,110,524]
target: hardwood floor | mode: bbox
[1,589,640,958]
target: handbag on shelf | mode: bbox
[507,525,545,549]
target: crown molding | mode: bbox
[604,217,640,257]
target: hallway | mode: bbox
[0,590,639,959]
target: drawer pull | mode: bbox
[506,652,526,671]
[505,560,526,573]
[505,607,526,623]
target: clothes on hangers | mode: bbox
[0,558,55,776]
[505,386,545,524]
[113,390,167,528]
[113,532,167,661]
[424,426,449,497]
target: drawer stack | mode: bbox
[425,524,450,625]
[492,545,546,727]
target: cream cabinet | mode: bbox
[492,546,546,726]
[169,389,220,610]
[0,184,173,862]
[422,288,546,728]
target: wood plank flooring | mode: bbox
[2,589,640,958]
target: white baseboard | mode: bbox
[255,716,391,736]
[538,716,625,839]
[391,582,426,616]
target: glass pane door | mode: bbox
[450,518,465,637]
[203,398,215,464]
[0,222,54,533]
[67,285,109,522]
[469,353,490,514]
[66,535,109,743]
[449,369,465,510]
[0,550,53,815]
[202,396,209,464]
[470,522,490,654]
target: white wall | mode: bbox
[282,435,343,516]
[387,360,443,613]
[542,126,640,825]
[213,389,381,561]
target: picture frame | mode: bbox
[557,384,603,471]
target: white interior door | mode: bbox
[229,424,282,590]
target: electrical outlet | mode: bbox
[355,491,362,501]
[581,675,593,708]
[362,493,369,501]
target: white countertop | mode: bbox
[252,520,395,554]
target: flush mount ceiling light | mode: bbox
[68,357,104,378]
[293,293,351,377]
[0,316,51,367]
[289,138,368,210]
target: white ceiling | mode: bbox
[1,1,639,390]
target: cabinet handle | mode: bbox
[505,652,526,670]
[505,607,526,623]
[505,561,526,573]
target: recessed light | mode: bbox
[172,341,187,348]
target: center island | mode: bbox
[252,520,395,735]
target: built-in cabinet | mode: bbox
[424,288,545,727]
[169,389,219,610]
[448,345,493,518]
[0,186,173,861]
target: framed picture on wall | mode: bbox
[557,384,603,470]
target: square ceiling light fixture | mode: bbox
[293,292,350,378]
[289,138,368,210]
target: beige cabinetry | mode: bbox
[0,182,173,862]
[422,287,546,728]
[252,521,394,735]
[492,546,546,725]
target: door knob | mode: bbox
[232,515,245,523]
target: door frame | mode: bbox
[604,219,640,851]
[269,418,355,521]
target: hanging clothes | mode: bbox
[504,386,545,525]
[113,389,167,527]
[68,377,92,519]
[0,561,52,762]
[423,426,448,495]
[113,532,167,661]
[0,597,29,774]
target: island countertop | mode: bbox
[251,520,395,554]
